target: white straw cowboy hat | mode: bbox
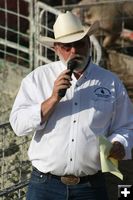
[40,11,99,47]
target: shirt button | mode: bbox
[74,102,78,105]
[73,120,76,123]
[70,158,72,161]
[72,139,74,142]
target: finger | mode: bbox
[55,75,72,90]
[109,149,125,157]
[54,79,72,95]
[57,81,72,89]
[59,75,72,82]
[58,74,72,82]
[108,151,125,160]
[56,77,72,86]
[58,70,72,81]
[58,69,71,77]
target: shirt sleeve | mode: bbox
[107,80,133,159]
[9,74,46,136]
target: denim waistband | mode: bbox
[32,167,102,185]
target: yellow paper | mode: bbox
[99,135,123,180]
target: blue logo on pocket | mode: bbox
[94,87,111,98]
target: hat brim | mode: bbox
[39,21,99,47]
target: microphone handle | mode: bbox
[58,70,73,97]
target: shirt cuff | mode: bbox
[30,104,46,131]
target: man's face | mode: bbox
[54,36,90,72]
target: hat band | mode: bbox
[55,30,84,40]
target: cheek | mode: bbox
[62,52,72,62]
[56,48,70,61]
[84,46,90,55]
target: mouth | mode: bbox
[70,55,85,62]
[67,55,87,71]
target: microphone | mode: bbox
[58,59,78,97]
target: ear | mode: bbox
[51,46,56,52]
[53,44,58,53]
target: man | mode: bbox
[10,11,133,200]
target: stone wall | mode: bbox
[0,61,30,123]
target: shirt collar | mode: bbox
[83,61,93,79]
[60,59,94,80]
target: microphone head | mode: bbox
[67,59,79,71]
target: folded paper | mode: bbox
[99,135,123,180]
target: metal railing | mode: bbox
[0,122,32,199]
[0,0,34,69]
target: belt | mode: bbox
[33,167,101,185]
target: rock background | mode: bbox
[0,61,30,123]
[0,61,31,199]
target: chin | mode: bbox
[74,66,85,73]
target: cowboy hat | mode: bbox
[40,11,99,47]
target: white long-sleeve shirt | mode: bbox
[9,61,133,176]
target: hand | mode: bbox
[41,69,72,123]
[51,69,72,101]
[108,141,125,160]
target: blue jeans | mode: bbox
[26,168,109,200]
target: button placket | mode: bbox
[68,84,80,173]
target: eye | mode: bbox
[63,44,72,48]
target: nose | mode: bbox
[70,46,77,54]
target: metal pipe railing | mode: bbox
[0,122,31,199]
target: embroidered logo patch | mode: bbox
[94,87,111,98]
